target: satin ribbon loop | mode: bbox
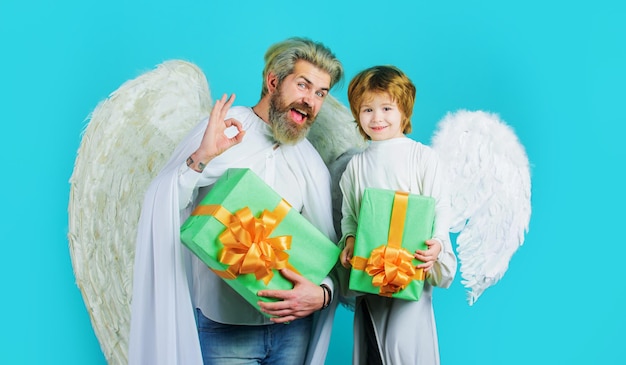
[192,200,295,285]
[365,244,416,295]
[218,206,292,285]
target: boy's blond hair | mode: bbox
[347,65,416,140]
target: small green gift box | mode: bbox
[349,188,435,301]
[180,168,340,316]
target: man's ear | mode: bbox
[267,72,279,93]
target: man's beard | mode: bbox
[268,87,316,145]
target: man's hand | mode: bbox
[414,239,442,272]
[257,268,324,324]
[192,93,245,166]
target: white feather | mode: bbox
[307,94,367,165]
[431,110,531,305]
[68,60,211,364]
[307,94,367,237]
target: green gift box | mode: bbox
[349,188,435,301]
[180,168,340,316]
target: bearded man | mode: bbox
[128,37,344,365]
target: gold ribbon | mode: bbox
[351,191,425,296]
[191,199,298,285]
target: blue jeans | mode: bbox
[195,308,313,365]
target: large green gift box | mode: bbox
[349,188,435,301]
[180,168,340,316]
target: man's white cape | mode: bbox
[68,60,531,364]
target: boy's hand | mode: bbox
[414,239,441,272]
[340,236,355,268]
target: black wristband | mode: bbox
[320,284,332,310]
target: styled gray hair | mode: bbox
[260,37,343,98]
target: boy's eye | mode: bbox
[297,83,306,89]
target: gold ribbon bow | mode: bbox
[351,191,425,296]
[192,200,297,285]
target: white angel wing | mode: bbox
[308,95,367,237]
[68,60,212,364]
[308,95,365,312]
[431,110,531,305]
[307,94,367,166]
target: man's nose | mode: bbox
[301,89,316,106]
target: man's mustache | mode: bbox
[287,102,315,121]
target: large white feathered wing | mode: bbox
[431,110,531,305]
[68,60,212,364]
[307,94,367,166]
[308,95,367,237]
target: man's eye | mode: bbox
[297,83,306,89]
[316,91,326,97]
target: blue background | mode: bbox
[2,0,625,364]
